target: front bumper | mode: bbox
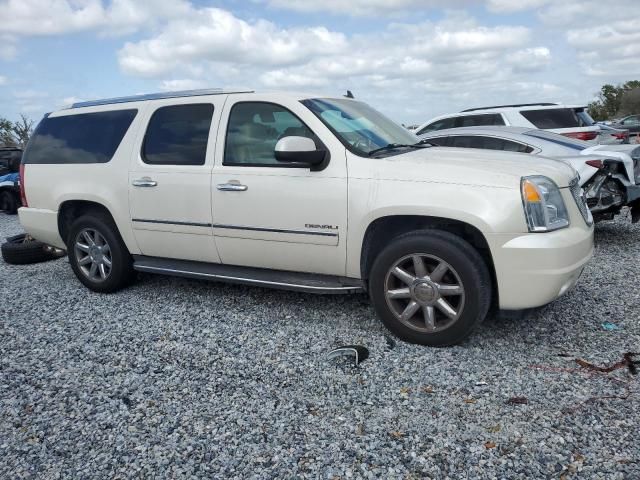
[488,224,594,310]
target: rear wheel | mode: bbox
[369,230,491,346]
[67,212,135,292]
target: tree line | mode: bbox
[587,80,640,121]
[0,114,34,149]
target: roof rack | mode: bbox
[69,88,254,109]
[461,102,558,113]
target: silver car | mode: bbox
[419,126,640,222]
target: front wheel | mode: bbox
[67,213,135,293]
[369,230,491,347]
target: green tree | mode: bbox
[0,114,35,148]
[587,80,640,121]
[619,88,640,116]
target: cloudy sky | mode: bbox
[0,0,638,125]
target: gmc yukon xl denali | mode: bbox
[18,89,594,346]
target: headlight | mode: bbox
[521,176,570,232]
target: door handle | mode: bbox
[132,178,158,187]
[217,183,248,192]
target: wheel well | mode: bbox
[360,215,498,305]
[58,200,115,245]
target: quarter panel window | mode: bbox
[449,135,533,153]
[142,104,214,166]
[416,117,456,135]
[224,102,318,166]
[23,109,137,164]
[424,137,450,146]
[457,114,505,127]
[520,108,580,129]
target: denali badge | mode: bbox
[305,223,338,230]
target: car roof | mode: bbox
[63,88,345,111]
[459,104,586,113]
[418,126,534,138]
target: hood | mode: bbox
[371,147,577,189]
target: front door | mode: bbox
[128,99,223,263]
[211,96,348,276]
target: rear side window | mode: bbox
[457,114,504,127]
[423,137,450,146]
[23,110,137,164]
[520,108,580,129]
[416,117,456,135]
[142,104,214,166]
[449,135,533,153]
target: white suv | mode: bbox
[415,103,601,143]
[18,89,594,346]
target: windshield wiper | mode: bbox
[368,143,430,156]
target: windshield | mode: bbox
[301,98,419,156]
[523,130,588,151]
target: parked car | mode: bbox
[418,126,640,222]
[611,114,640,141]
[596,124,629,145]
[0,148,23,214]
[0,147,21,175]
[415,103,601,143]
[0,172,20,214]
[18,89,593,346]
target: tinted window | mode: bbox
[23,110,137,164]
[520,108,580,129]
[143,104,213,166]
[416,117,456,135]
[449,135,533,153]
[457,114,504,127]
[622,116,640,126]
[225,102,318,166]
[424,137,450,146]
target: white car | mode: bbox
[418,126,640,223]
[18,89,593,346]
[415,103,601,143]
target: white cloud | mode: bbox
[0,75,7,86]
[159,79,209,91]
[118,7,348,77]
[262,0,474,16]
[114,7,558,122]
[0,0,190,36]
[485,0,550,13]
[534,1,640,79]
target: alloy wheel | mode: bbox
[74,228,112,282]
[384,253,465,333]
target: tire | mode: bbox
[0,190,18,215]
[1,234,66,265]
[66,211,135,293]
[369,229,491,347]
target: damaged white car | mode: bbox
[418,126,640,222]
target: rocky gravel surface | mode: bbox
[1,212,638,479]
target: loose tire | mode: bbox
[369,230,491,346]
[67,212,135,293]
[1,234,66,265]
[0,190,18,215]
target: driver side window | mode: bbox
[224,102,318,166]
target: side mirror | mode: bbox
[274,136,326,166]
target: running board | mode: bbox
[132,256,364,294]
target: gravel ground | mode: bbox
[1,212,638,479]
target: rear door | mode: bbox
[211,95,348,276]
[128,97,225,263]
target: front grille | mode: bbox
[569,177,592,226]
